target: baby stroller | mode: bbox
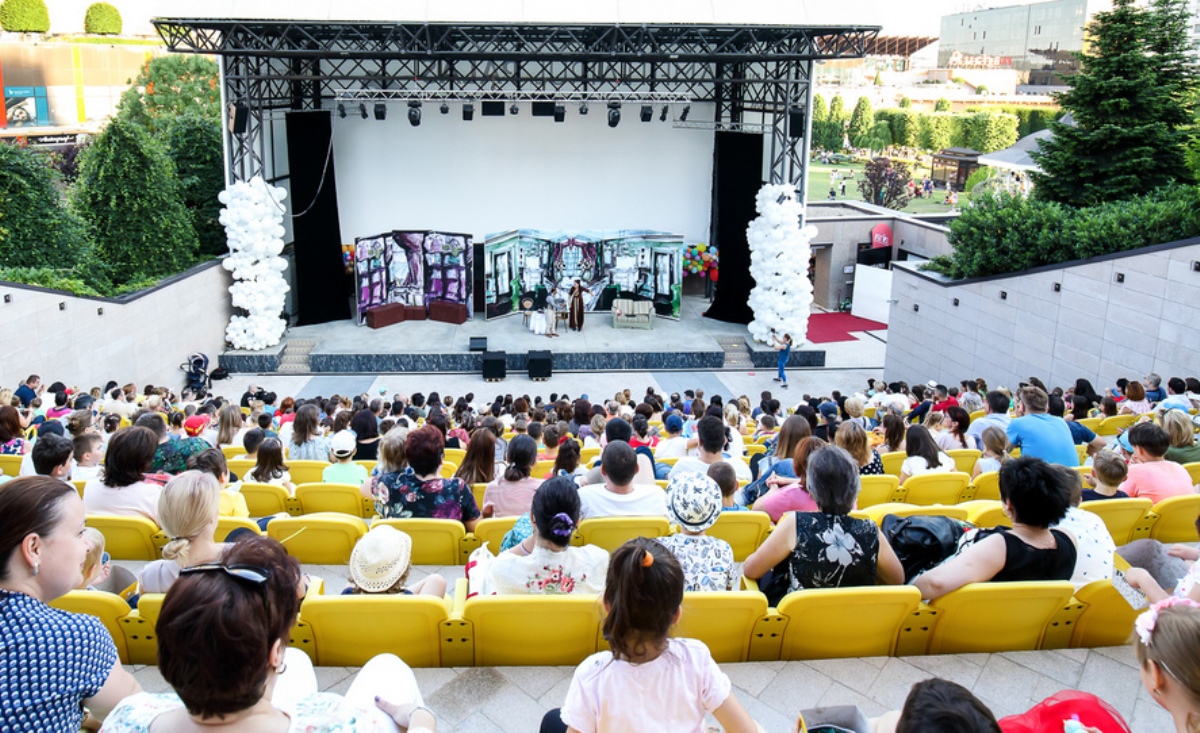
[180,353,211,393]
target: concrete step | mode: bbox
[276,364,310,373]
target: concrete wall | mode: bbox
[884,237,1200,391]
[0,261,234,391]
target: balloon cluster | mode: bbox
[217,177,290,350]
[683,242,719,282]
[746,184,817,345]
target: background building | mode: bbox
[938,0,1113,87]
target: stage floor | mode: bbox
[220,297,888,374]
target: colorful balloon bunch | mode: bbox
[683,242,719,282]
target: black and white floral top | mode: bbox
[787,513,879,591]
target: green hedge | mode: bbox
[0,143,90,270]
[83,2,121,34]
[963,105,1061,138]
[924,186,1200,279]
[877,110,1018,153]
[0,0,49,32]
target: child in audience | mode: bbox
[323,430,368,485]
[31,433,74,481]
[342,525,446,597]
[538,424,561,463]
[240,427,266,460]
[751,414,777,443]
[1083,451,1130,502]
[708,461,745,512]
[247,438,295,492]
[541,538,761,733]
[187,448,251,519]
[657,474,737,592]
[77,528,110,591]
[1118,423,1196,503]
[972,426,1008,479]
[71,433,104,483]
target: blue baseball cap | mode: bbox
[665,414,684,433]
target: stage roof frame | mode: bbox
[153,18,879,198]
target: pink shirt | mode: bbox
[82,478,162,525]
[755,485,820,523]
[1120,461,1196,504]
[482,476,544,518]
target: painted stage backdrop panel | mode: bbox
[354,230,472,324]
[482,230,683,320]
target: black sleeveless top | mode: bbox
[989,527,1077,583]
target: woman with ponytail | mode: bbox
[540,537,762,733]
[481,476,608,596]
[136,471,226,595]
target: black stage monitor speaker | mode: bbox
[469,337,488,352]
[788,108,805,138]
[481,101,506,117]
[531,101,556,117]
[482,351,506,381]
[528,350,552,381]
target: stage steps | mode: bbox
[277,338,316,374]
[717,337,752,369]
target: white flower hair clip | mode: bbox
[1135,596,1200,646]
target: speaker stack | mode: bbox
[482,351,506,381]
[528,350,553,381]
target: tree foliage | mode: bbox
[848,97,875,143]
[71,118,198,287]
[1031,0,1198,206]
[0,143,90,270]
[935,98,951,112]
[83,2,121,34]
[829,95,848,123]
[857,157,914,210]
[812,94,829,124]
[166,114,226,259]
[116,55,220,135]
[0,0,48,32]
[898,97,912,109]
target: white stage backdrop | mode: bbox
[330,103,716,244]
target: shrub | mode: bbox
[964,166,994,192]
[166,114,226,258]
[83,2,121,34]
[0,0,49,32]
[935,98,951,112]
[0,142,90,270]
[898,97,912,108]
[0,267,102,296]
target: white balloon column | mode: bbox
[746,184,817,345]
[217,177,290,350]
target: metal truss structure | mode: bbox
[154,19,879,193]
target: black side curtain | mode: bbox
[704,131,762,324]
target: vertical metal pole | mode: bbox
[218,55,232,187]
[797,58,816,228]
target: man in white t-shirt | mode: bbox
[578,442,667,519]
[653,414,689,459]
[667,416,751,482]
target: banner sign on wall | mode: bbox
[870,223,893,250]
[353,230,472,325]
[482,229,684,320]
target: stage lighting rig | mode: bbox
[554,104,565,122]
[462,103,474,121]
[579,101,588,115]
[607,101,621,128]
[510,103,520,115]
[660,105,668,122]
[640,105,653,122]
[679,104,690,122]
[374,103,386,120]
[407,100,421,127]
[359,103,368,119]
[337,103,346,118]
[440,102,450,114]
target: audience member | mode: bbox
[456,427,499,485]
[667,416,751,482]
[966,390,1011,451]
[1118,423,1197,503]
[657,473,736,592]
[653,414,689,459]
[287,403,332,461]
[77,527,109,591]
[1047,394,1106,457]
[187,448,252,519]
[898,426,955,484]
[323,430,368,485]
[835,420,884,475]
[972,426,1009,479]
[247,437,295,492]
[72,433,105,483]
[31,433,73,481]
[1120,380,1152,415]
[1163,409,1200,465]
[1005,386,1078,466]
[372,426,480,531]
[1052,466,1116,589]
[344,525,446,597]
[708,462,745,512]
[83,426,162,524]
[136,471,227,595]
[482,434,543,518]
[1084,451,1130,501]
[578,442,666,519]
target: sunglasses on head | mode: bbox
[180,563,271,606]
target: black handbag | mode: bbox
[881,514,969,583]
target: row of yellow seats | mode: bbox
[860,459,1107,508]
[52,573,1140,669]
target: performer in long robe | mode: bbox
[568,279,591,332]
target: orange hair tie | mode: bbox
[641,550,654,568]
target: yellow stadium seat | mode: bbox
[50,590,132,663]
[267,513,367,564]
[945,449,982,475]
[925,582,1075,654]
[444,448,466,465]
[296,594,451,667]
[439,462,459,479]
[656,455,682,467]
[880,451,906,477]
[864,407,877,419]
[240,482,301,517]
[86,514,167,560]
[1080,498,1152,545]
[296,482,372,517]
[580,446,600,463]
[356,460,377,474]
[573,516,671,552]
[960,500,1011,528]
[533,459,557,479]
[970,471,1000,502]
[1076,417,1102,433]
[215,516,263,542]
[1075,444,1087,466]
[745,444,766,456]
[287,460,329,485]
[1070,579,1141,649]
[240,406,251,415]
[859,503,970,524]
[71,479,86,498]
[675,592,769,663]
[220,445,246,460]
[1146,495,1200,543]
[374,518,469,565]
[444,583,604,667]
[471,483,487,510]
[1182,462,1200,486]
[858,475,902,508]
[118,593,163,665]
[472,516,519,554]
[968,410,985,422]
[227,458,256,479]
[0,454,22,477]
[706,511,771,562]
[901,472,973,505]
[775,586,922,659]
[1096,414,1138,436]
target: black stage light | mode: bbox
[579,101,589,115]
[407,100,421,127]
[462,103,474,121]
[680,104,690,122]
[510,103,520,115]
[554,104,565,122]
[359,103,368,119]
[337,103,346,118]
[640,105,652,122]
[660,105,668,122]
[374,103,386,120]
[440,102,450,115]
[608,101,621,128]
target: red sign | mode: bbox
[871,223,893,250]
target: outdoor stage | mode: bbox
[219,296,830,374]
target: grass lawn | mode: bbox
[805,160,968,215]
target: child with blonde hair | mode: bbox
[77,528,109,590]
[972,426,1009,479]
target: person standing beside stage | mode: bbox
[543,285,560,338]
[568,279,591,332]
[771,331,792,390]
